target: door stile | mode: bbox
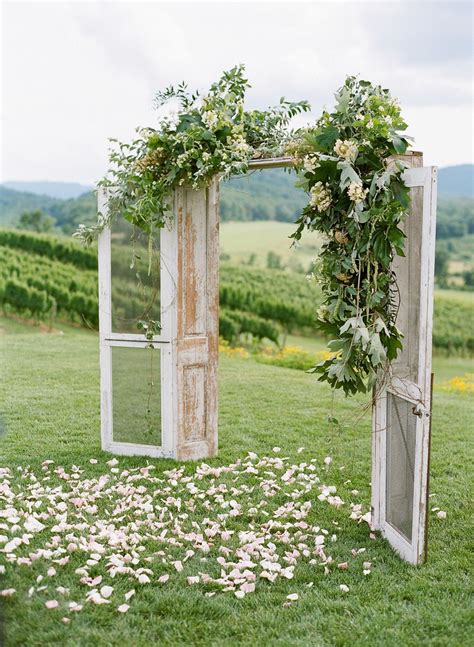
[98,189,113,451]
[371,164,437,564]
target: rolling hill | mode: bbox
[437,165,473,198]
[3,181,93,199]
[1,164,472,233]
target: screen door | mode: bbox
[97,188,174,457]
[372,163,437,564]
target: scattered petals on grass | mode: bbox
[436,511,447,519]
[100,585,114,599]
[0,451,373,620]
[45,600,59,609]
[339,584,350,593]
[187,576,200,585]
[0,589,16,597]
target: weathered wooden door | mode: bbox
[371,155,438,564]
[97,180,219,460]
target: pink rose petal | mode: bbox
[45,600,59,609]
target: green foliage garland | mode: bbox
[76,67,413,396]
[287,76,411,394]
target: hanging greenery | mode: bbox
[76,66,412,396]
[287,77,412,394]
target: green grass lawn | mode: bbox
[0,316,473,646]
[220,220,321,271]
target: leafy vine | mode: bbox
[288,77,411,394]
[76,67,412,396]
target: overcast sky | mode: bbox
[1,1,473,184]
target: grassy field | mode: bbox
[0,316,473,646]
[220,221,321,271]
[220,221,474,288]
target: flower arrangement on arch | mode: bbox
[76,67,412,396]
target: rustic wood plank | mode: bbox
[173,179,219,459]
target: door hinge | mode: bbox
[412,404,429,418]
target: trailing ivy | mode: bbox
[77,68,412,396]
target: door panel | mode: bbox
[98,187,173,458]
[371,164,437,564]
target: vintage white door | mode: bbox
[371,159,438,564]
[97,188,175,458]
[97,181,219,460]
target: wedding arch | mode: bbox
[80,68,438,564]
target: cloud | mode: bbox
[366,2,473,67]
[1,1,472,183]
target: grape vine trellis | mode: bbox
[76,65,413,396]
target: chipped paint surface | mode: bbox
[175,178,219,459]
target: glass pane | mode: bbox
[386,393,417,541]
[112,345,161,446]
[393,186,422,382]
[111,218,161,334]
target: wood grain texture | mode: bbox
[173,178,219,459]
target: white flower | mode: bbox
[202,111,218,129]
[334,139,358,163]
[310,182,332,212]
[348,181,368,203]
[176,153,188,168]
[303,156,320,173]
[233,137,250,157]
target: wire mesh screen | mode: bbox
[386,393,417,540]
[112,346,162,446]
[111,219,161,334]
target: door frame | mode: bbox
[371,164,438,564]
